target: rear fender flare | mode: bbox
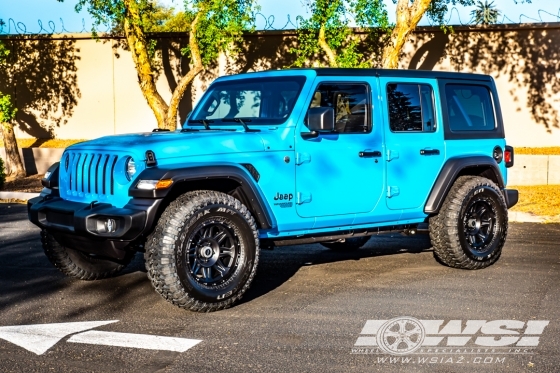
[425,156,505,214]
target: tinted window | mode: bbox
[387,83,436,132]
[189,76,306,125]
[309,83,370,133]
[445,84,495,131]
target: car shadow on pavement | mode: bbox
[240,233,434,305]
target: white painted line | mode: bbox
[68,331,202,352]
[0,320,118,355]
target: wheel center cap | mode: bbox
[200,246,213,259]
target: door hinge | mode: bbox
[387,186,400,198]
[297,192,312,204]
[296,153,311,165]
[386,150,399,161]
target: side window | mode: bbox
[309,83,370,133]
[387,83,436,132]
[445,84,495,131]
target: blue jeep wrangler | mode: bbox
[28,68,518,312]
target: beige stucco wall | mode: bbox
[1,24,560,147]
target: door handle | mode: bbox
[359,151,382,158]
[420,149,440,156]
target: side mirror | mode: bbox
[307,107,335,132]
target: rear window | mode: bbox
[445,84,495,131]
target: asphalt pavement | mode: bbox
[0,202,559,372]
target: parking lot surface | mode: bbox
[0,202,558,372]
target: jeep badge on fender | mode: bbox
[28,68,518,312]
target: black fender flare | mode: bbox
[424,156,505,214]
[129,164,276,230]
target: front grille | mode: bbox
[65,152,119,196]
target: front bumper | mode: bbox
[28,196,161,259]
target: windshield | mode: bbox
[188,76,306,126]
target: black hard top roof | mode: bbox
[301,68,492,81]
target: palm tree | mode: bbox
[471,0,501,25]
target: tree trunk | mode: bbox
[381,0,432,69]
[318,24,338,67]
[123,0,170,129]
[1,121,26,178]
[165,12,205,130]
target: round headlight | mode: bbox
[125,157,136,180]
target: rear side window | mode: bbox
[387,83,436,132]
[445,84,495,131]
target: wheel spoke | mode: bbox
[202,267,212,281]
[476,206,487,216]
[219,247,233,258]
[191,260,201,276]
[214,260,229,276]
[214,231,228,244]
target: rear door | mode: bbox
[379,78,445,210]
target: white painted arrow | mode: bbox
[68,331,202,352]
[0,320,118,355]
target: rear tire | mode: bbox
[145,190,259,312]
[41,230,131,280]
[429,176,508,270]
[321,236,370,251]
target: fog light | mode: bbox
[96,218,117,233]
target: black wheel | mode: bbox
[41,230,132,280]
[429,176,508,269]
[321,236,370,251]
[145,190,259,312]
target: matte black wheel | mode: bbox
[145,190,259,312]
[41,230,131,280]
[321,236,370,251]
[429,176,508,269]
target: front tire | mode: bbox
[41,230,131,280]
[145,190,259,312]
[429,176,508,270]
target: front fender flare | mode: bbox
[129,164,276,230]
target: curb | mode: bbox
[0,191,40,200]
[509,211,560,223]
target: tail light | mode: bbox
[504,145,514,168]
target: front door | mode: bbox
[379,79,445,210]
[294,79,384,221]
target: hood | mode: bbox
[67,130,266,160]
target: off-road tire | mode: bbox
[145,190,259,312]
[41,230,131,280]
[429,176,508,270]
[321,236,370,251]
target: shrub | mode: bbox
[0,156,5,190]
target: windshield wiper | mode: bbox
[188,119,214,130]
[221,118,260,132]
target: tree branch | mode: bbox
[122,0,169,128]
[381,0,432,68]
[165,11,204,130]
[318,23,338,67]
